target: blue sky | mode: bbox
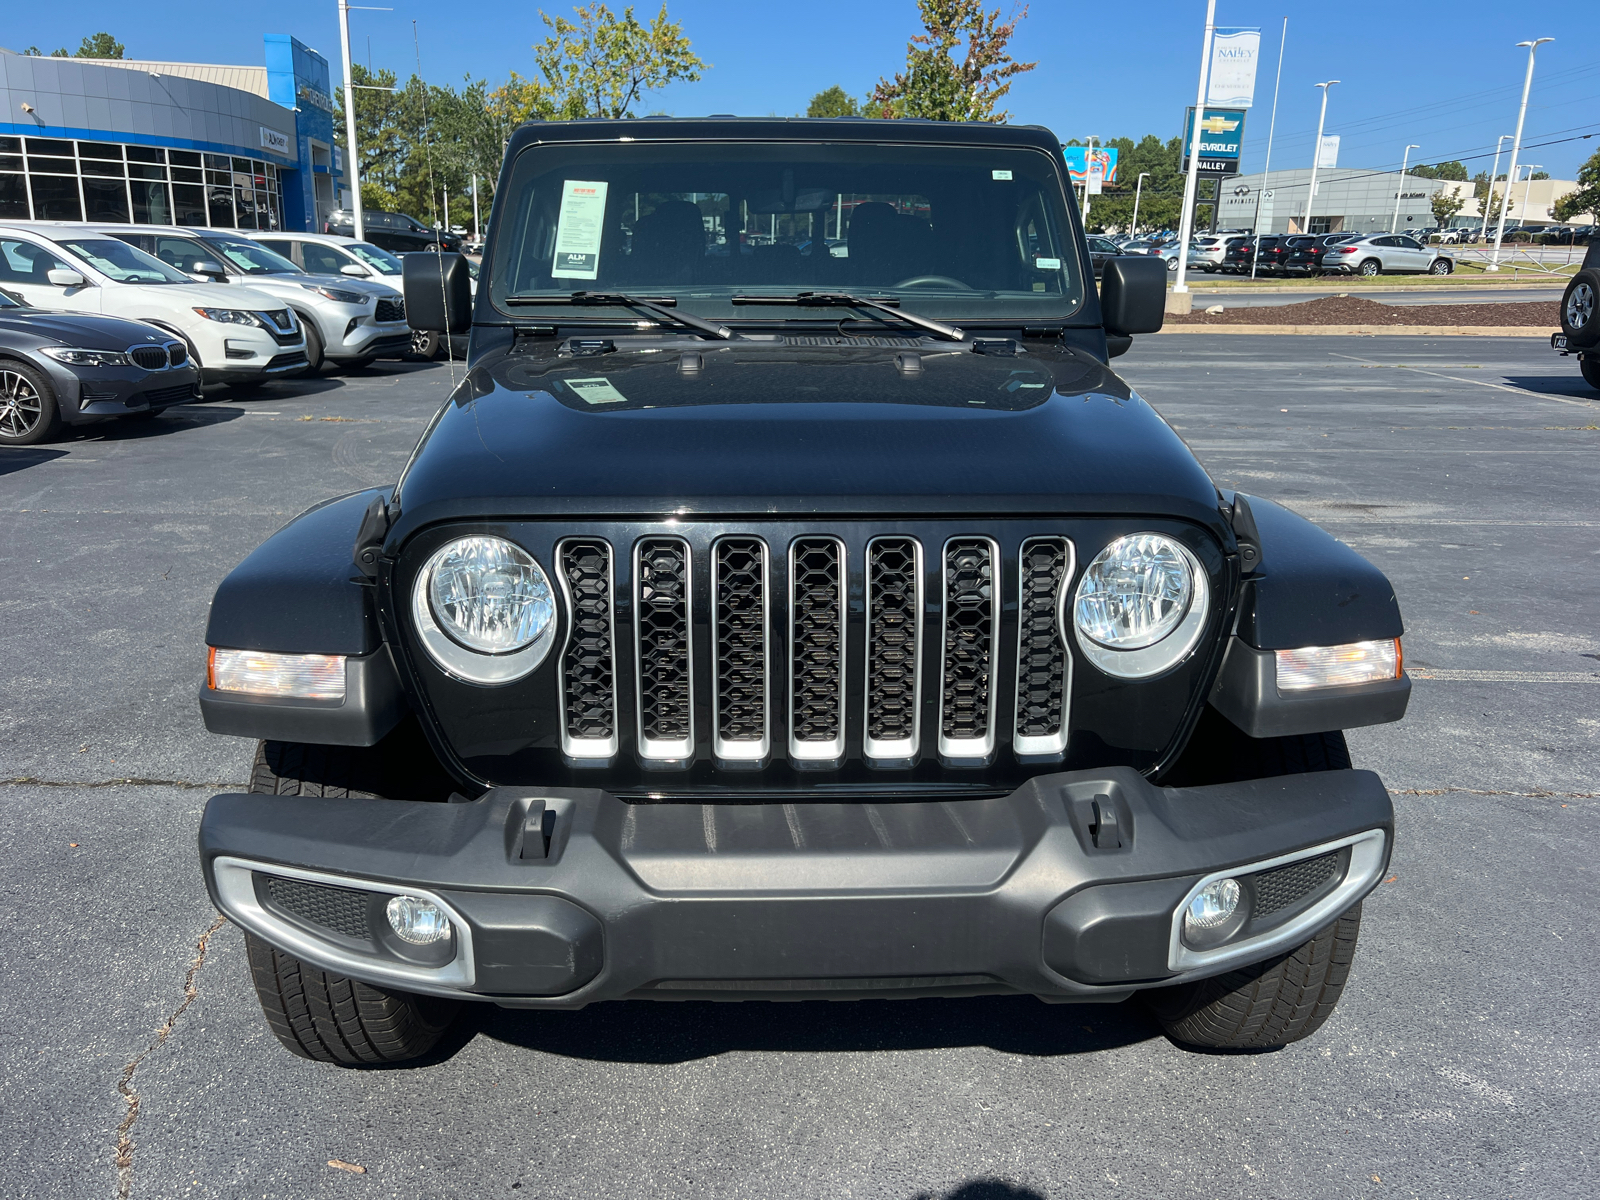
[9,1,1598,178]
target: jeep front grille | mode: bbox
[538,530,1084,772]
[789,537,846,762]
[634,538,693,760]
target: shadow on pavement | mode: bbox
[0,446,69,474]
[1502,374,1600,401]
[911,1181,1047,1200]
[466,993,1157,1065]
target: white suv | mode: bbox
[0,223,304,385]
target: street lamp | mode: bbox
[1519,165,1543,230]
[1484,134,1513,242]
[1302,81,1338,239]
[1131,171,1151,236]
[1490,37,1554,270]
[1391,144,1419,234]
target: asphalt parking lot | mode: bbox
[2,337,1596,1200]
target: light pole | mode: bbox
[1391,144,1419,234]
[1490,37,1554,270]
[338,0,363,241]
[1302,81,1338,240]
[1173,0,1218,296]
[1250,17,1288,281]
[1131,171,1151,236]
[471,174,481,241]
[1484,134,1512,242]
[1518,165,1543,228]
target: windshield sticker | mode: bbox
[552,180,609,279]
[1034,257,1061,269]
[566,377,629,405]
[991,169,1013,180]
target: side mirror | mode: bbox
[47,268,86,288]
[403,251,472,335]
[340,263,371,277]
[191,261,227,282]
[1099,256,1166,338]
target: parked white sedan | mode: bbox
[0,223,305,384]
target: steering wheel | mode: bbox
[891,275,976,291]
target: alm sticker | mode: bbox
[1034,257,1061,269]
[566,377,629,405]
[991,169,1013,180]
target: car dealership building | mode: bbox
[0,35,345,232]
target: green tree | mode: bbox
[806,86,860,118]
[1530,170,1550,181]
[1554,147,1600,224]
[1431,190,1465,228]
[531,4,707,119]
[1063,134,1184,233]
[333,64,407,192]
[867,0,1036,122]
[1410,161,1466,181]
[75,32,125,59]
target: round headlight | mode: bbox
[1070,533,1210,679]
[428,536,553,653]
[411,537,557,684]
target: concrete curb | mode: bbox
[1153,325,1552,337]
[1177,282,1563,295]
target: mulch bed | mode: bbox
[1166,296,1559,327]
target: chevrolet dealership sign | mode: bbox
[1183,107,1247,174]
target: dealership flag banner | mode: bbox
[1207,28,1260,109]
[1317,135,1340,170]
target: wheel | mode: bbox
[410,329,442,360]
[1144,903,1363,1050]
[1165,257,1179,273]
[1358,258,1381,277]
[0,361,63,446]
[245,931,460,1064]
[1581,356,1600,391]
[1560,269,1599,347]
[301,320,325,374]
[1428,258,1453,275]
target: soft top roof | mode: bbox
[504,116,1064,156]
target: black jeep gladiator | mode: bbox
[1553,240,1600,391]
[197,118,1410,1064]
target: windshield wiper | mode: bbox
[731,292,965,342]
[505,291,736,340]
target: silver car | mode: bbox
[98,226,411,372]
[1320,234,1454,277]
[247,230,407,288]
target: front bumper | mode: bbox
[200,767,1393,1007]
[37,360,201,424]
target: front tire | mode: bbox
[302,321,326,374]
[245,932,460,1064]
[411,329,443,360]
[1144,904,1363,1050]
[0,362,62,446]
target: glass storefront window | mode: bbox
[207,187,235,227]
[170,150,201,168]
[81,159,125,178]
[129,164,167,181]
[0,137,21,154]
[0,156,22,173]
[205,154,230,170]
[79,142,125,161]
[83,177,131,222]
[30,175,82,221]
[0,175,27,219]
[27,156,77,173]
[25,137,74,155]
[131,179,171,224]
[126,146,164,164]
[171,167,203,183]
[172,183,207,227]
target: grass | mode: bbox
[1176,267,1573,290]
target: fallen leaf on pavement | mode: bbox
[328,1160,367,1174]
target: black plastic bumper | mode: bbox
[199,766,1394,1007]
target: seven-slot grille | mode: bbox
[552,534,1078,769]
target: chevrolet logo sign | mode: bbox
[1200,115,1240,134]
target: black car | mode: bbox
[0,290,200,445]
[1284,234,1357,275]
[197,118,1409,1065]
[324,209,463,254]
[1084,235,1128,278]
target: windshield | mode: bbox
[490,141,1084,322]
[349,243,403,274]
[202,237,301,275]
[0,290,21,308]
[56,238,191,284]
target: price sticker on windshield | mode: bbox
[566,377,629,405]
[991,169,1013,180]
[552,180,609,279]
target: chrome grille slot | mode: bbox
[788,537,846,762]
[713,537,769,761]
[939,538,999,761]
[634,538,693,761]
[1014,537,1073,756]
[864,536,922,763]
[557,538,618,759]
[130,345,167,370]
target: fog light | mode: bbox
[385,895,452,945]
[208,647,345,700]
[1184,878,1241,932]
[1276,638,1401,691]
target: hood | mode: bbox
[251,272,399,300]
[0,307,179,351]
[120,281,287,311]
[390,336,1223,538]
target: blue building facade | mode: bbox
[0,35,344,231]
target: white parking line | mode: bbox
[1409,669,1600,683]
[1328,352,1598,409]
